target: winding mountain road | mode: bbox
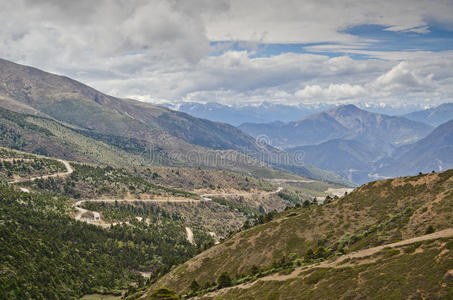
[6,158,283,244]
[73,186,283,223]
[7,159,74,184]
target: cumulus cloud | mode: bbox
[295,84,367,100]
[0,0,452,108]
[0,0,218,68]
[375,62,435,92]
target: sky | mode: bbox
[1,0,453,108]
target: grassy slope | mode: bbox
[203,237,453,299]
[149,170,453,294]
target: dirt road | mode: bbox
[8,159,74,184]
[185,227,195,244]
[200,187,283,200]
[199,228,453,298]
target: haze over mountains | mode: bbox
[1,57,451,186]
[377,119,453,177]
[239,103,453,184]
[404,103,453,127]
[167,101,432,126]
[239,104,433,148]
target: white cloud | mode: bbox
[204,0,453,43]
[375,61,435,91]
[295,84,367,100]
[0,0,452,108]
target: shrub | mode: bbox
[148,287,179,299]
[249,265,260,276]
[217,272,232,288]
[425,225,435,234]
[304,248,315,261]
[189,279,200,292]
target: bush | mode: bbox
[304,248,315,261]
[189,279,200,292]
[217,272,232,288]
[315,246,328,259]
[425,225,435,234]
[249,265,260,276]
[149,287,179,299]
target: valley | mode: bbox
[0,57,451,300]
[0,145,348,298]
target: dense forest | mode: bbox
[0,186,212,299]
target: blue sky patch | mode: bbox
[211,23,453,60]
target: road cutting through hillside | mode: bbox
[5,158,284,241]
[73,186,283,224]
[198,228,453,298]
[7,159,74,184]
[199,187,283,199]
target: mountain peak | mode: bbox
[329,104,363,114]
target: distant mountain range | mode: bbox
[165,101,331,126]
[404,102,453,127]
[239,104,453,184]
[376,119,453,177]
[239,104,433,148]
[165,101,434,126]
[1,58,450,186]
[0,58,351,186]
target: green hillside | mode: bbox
[146,169,453,298]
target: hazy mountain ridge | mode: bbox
[404,102,453,127]
[239,104,433,148]
[288,139,384,183]
[241,104,443,183]
[376,119,453,177]
[167,101,433,127]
